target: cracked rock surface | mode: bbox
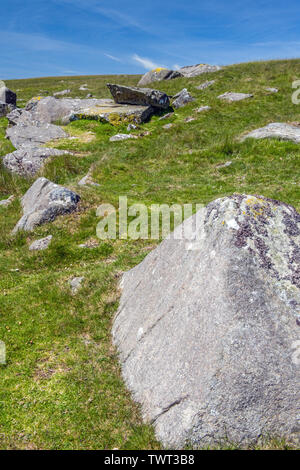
[112,194,300,448]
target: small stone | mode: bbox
[159,112,174,121]
[109,133,136,142]
[163,123,173,130]
[69,276,85,294]
[0,195,14,207]
[217,161,233,168]
[195,80,216,90]
[29,235,53,251]
[218,92,253,102]
[184,116,196,122]
[195,106,211,113]
[127,123,138,131]
[265,87,279,93]
[53,89,71,97]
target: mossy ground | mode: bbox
[0,59,299,449]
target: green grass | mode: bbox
[0,59,300,449]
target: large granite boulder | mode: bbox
[0,86,17,106]
[179,64,222,77]
[6,121,68,149]
[107,84,170,109]
[3,147,69,177]
[242,122,300,143]
[138,68,182,87]
[13,177,80,232]
[112,194,300,448]
[73,101,154,125]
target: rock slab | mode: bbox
[3,147,69,177]
[113,194,300,448]
[107,84,170,109]
[172,89,195,109]
[218,92,253,102]
[242,122,300,143]
[13,177,80,232]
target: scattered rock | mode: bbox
[107,84,170,109]
[265,87,279,93]
[79,84,89,91]
[138,68,182,87]
[162,123,173,130]
[13,177,80,233]
[113,194,300,448]
[127,123,138,131]
[78,170,100,187]
[0,195,14,207]
[0,86,17,106]
[53,89,71,97]
[69,276,85,294]
[172,89,195,109]
[184,116,196,123]
[3,147,69,177]
[78,239,99,249]
[217,160,233,168]
[195,80,216,90]
[86,93,93,98]
[109,133,137,142]
[195,105,211,113]
[159,112,174,121]
[179,64,222,77]
[6,121,68,149]
[242,122,300,143]
[29,235,53,251]
[218,92,253,102]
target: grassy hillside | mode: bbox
[0,59,299,450]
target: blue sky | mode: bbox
[1,0,300,79]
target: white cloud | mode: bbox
[132,54,159,70]
[104,53,122,62]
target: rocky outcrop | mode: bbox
[172,89,195,109]
[242,122,300,143]
[6,121,68,149]
[3,147,69,177]
[113,194,300,448]
[138,68,182,86]
[13,177,80,232]
[107,84,170,109]
[218,92,253,102]
[179,64,222,77]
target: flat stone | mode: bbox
[163,123,173,130]
[179,64,222,77]
[242,122,300,143]
[195,80,216,90]
[172,89,195,109]
[113,194,300,448]
[6,122,68,149]
[109,133,136,142]
[3,147,69,177]
[69,276,84,294]
[138,68,182,86]
[218,92,253,102]
[184,116,196,122]
[0,86,17,106]
[0,195,14,207]
[29,235,53,251]
[13,177,80,233]
[195,105,211,113]
[265,87,279,93]
[107,84,170,109]
[159,112,174,121]
[73,102,154,125]
[53,89,71,96]
[6,108,34,126]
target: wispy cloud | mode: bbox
[104,53,122,62]
[132,54,159,70]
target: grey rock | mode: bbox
[162,123,173,130]
[218,92,253,102]
[79,84,89,91]
[109,133,136,142]
[159,112,174,121]
[3,147,69,177]
[13,177,80,233]
[195,80,216,90]
[6,108,34,126]
[113,194,300,448]
[172,89,195,109]
[217,160,233,168]
[72,101,154,125]
[53,89,71,97]
[138,69,182,87]
[127,123,138,131]
[6,121,68,149]
[107,84,170,109]
[242,122,300,143]
[0,195,14,207]
[179,64,222,77]
[86,93,93,98]
[265,87,279,93]
[78,171,100,187]
[29,235,53,251]
[184,116,196,123]
[0,86,17,106]
[69,276,84,294]
[195,105,211,113]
